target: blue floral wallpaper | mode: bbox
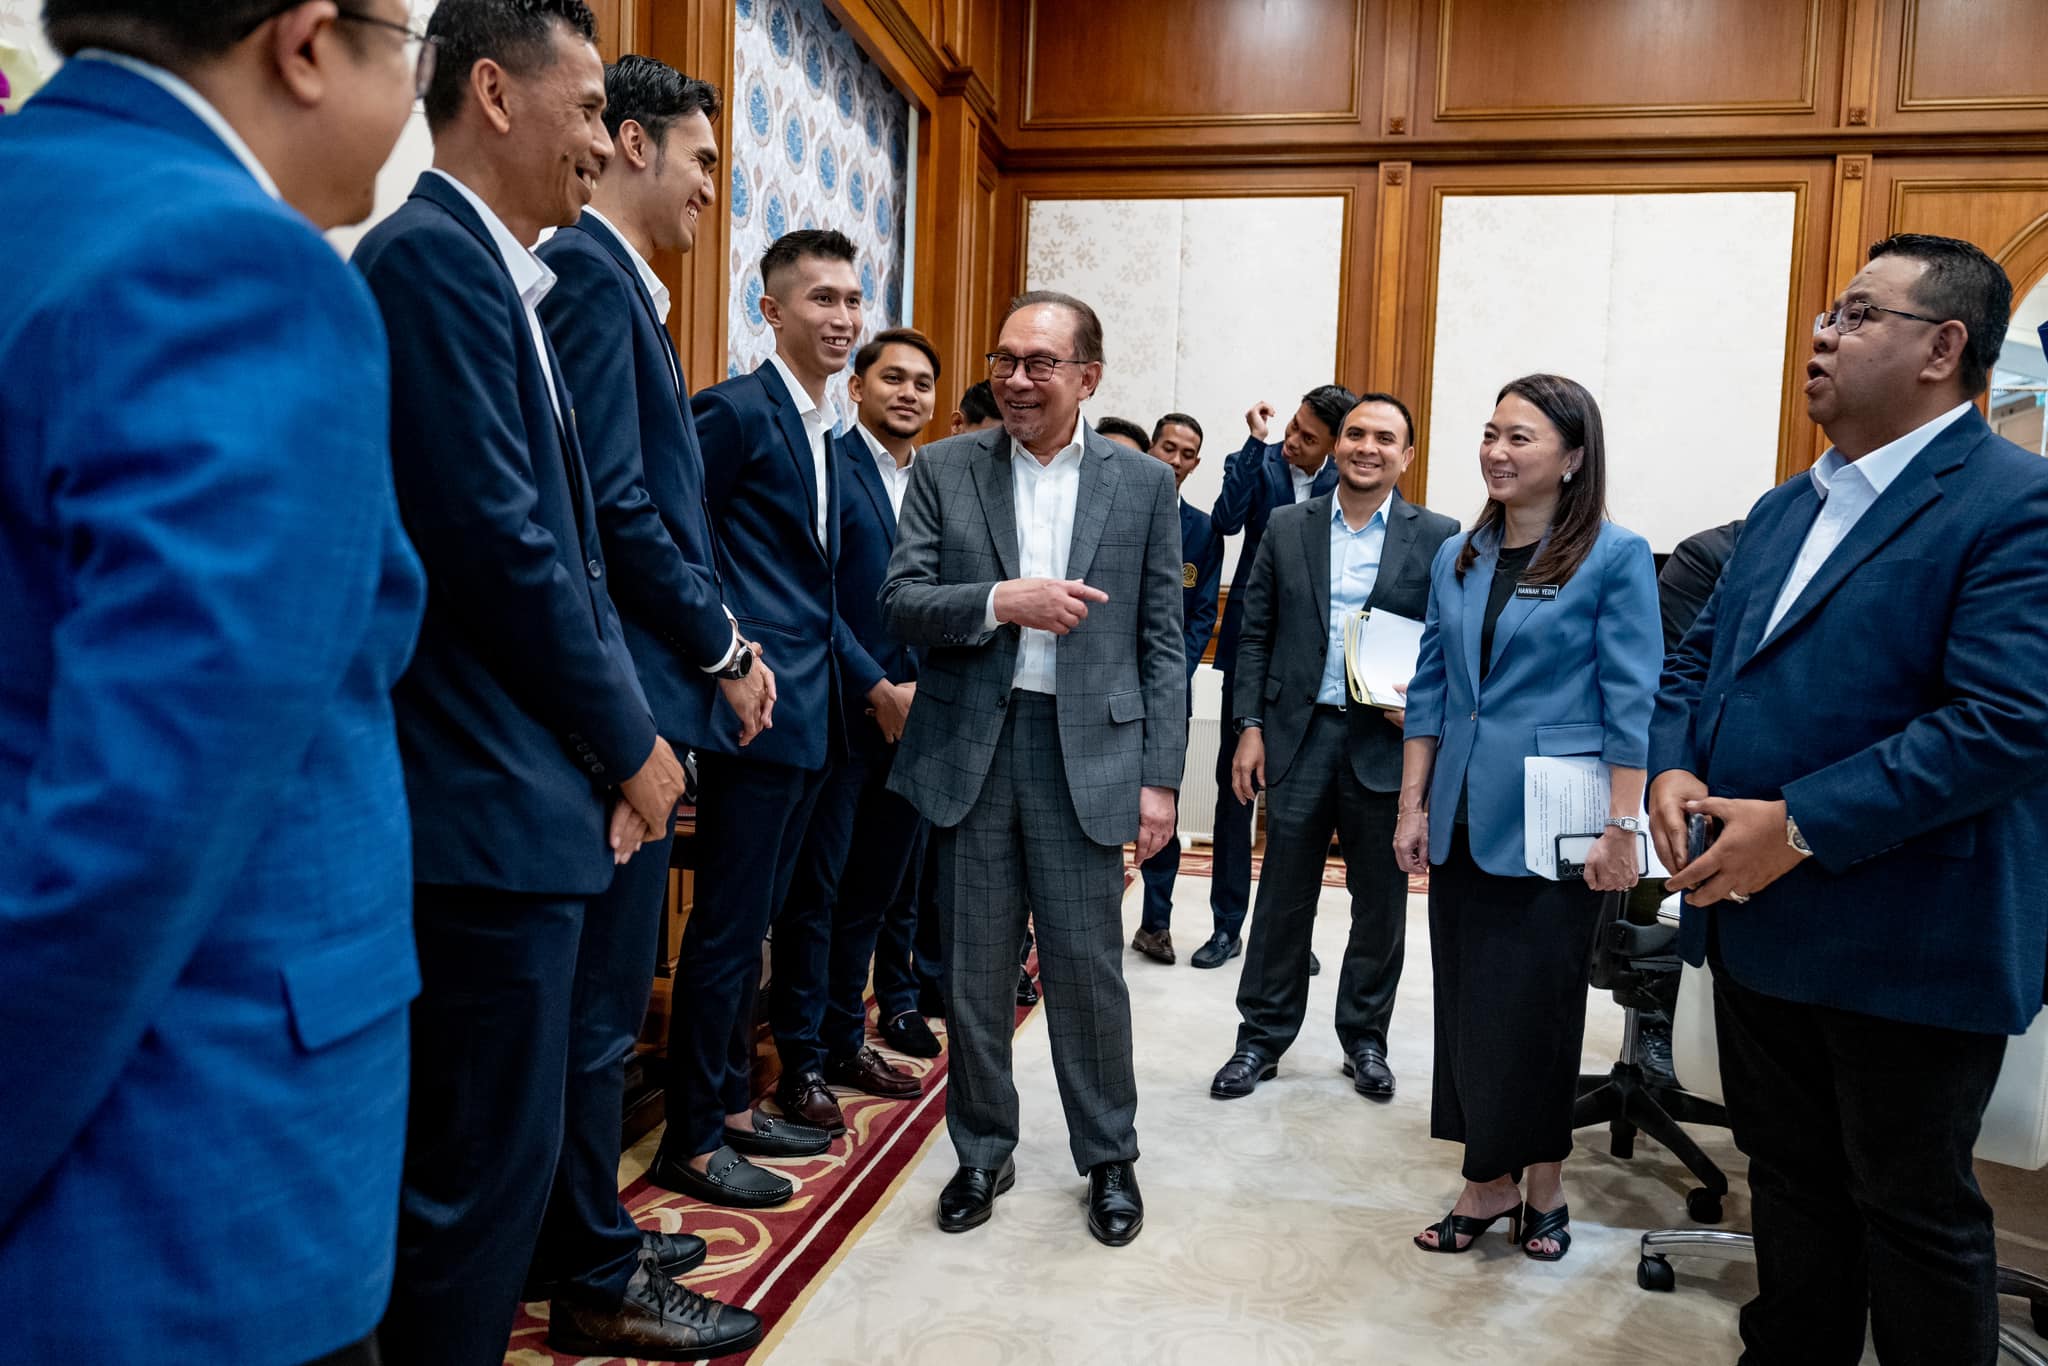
[728,0,910,433]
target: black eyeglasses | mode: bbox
[1813,300,1944,336]
[239,5,438,101]
[986,352,1088,382]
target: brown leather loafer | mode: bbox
[549,1252,763,1360]
[1130,927,1175,964]
[775,1070,847,1133]
[826,1045,921,1099]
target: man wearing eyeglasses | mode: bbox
[1651,233,2048,1364]
[0,3,423,1365]
[882,291,1186,1247]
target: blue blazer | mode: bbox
[1209,435,1336,674]
[0,58,426,1364]
[1651,408,2048,1035]
[693,364,866,770]
[1179,498,1223,704]
[537,214,734,752]
[353,174,654,894]
[836,429,919,760]
[1405,521,1662,876]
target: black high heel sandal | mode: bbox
[1413,1202,1522,1254]
[1520,1202,1571,1261]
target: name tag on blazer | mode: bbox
[1515,584,1560,600]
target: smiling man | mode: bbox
[1211,394,1456,1105]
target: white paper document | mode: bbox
[1344,609,1425,710]
[1522,755,1670,881]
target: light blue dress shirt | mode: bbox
[1317,495,1388,705]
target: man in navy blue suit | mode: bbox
[1195,386,1351,969]
[352,5,694,1363]
[1131,413,1222,965]
[1,6,422,1364]
[648,228,881,1207]
[531,56,772,1360]
[1652,234,2048,1365]
[770,328,941,1097]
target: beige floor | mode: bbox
[758,872,2048,1365]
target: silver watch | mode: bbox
[1604,816,1641,835]
[1787,815,1812,856]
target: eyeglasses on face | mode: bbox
[1812,299,1944,336]
[986,352,1086,382]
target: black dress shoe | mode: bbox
[1308,949,1322,976]
[644,1229,708,1277]
[720,1109,832,1157]
[881,1009,942,1058]
[1190,931,1241,969]
[937,1157,1016,1232]
[1086,1160,1144,1246]
[1342,1043,1396,1099]
[550,1252,763,1360]
[648,1144,793,1209]
[1210,1048,1277,1099]
[1015,969,1039,1007]
[917,986,947,1020]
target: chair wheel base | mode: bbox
[1687,1187,1725,1224]
[1638,1255,1676,1292]
[2033,1300,2048,1339]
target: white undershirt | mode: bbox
[765,353,832,546]
[856,422,915,518]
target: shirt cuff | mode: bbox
[699,608,742,674]
[983,585,1001,633]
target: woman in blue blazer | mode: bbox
[1394,374,1662,1261]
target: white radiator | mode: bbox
[1180,714,1225,842]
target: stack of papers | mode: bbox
[1523,756,1670,881]
[1344,609,1425,710]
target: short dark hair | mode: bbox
[42,0,365,65]
[957,380,1000,425]
[1094,416,1150,448]
[1003,290,1105,365]
[1298,384,1359,441]
[854,327,941,381]
[423,0,599,134]
[1151,412,1203,446]
[603,54,720,146]
[761,228,858,296]
[1347,391,1416,448]
[1866,233,2012,396]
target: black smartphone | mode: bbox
[1687,811,1715,864]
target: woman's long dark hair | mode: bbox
[1454,373,1609,587]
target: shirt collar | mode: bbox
[766,353,826,428]
[580,207,671,325]
[1011,418,1087,470]
[1331,490,1391,532]
[426,169,555,311]
[1809,400,1973,499]
[79,50,280,200]
[856,421,913,470]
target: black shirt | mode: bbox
[1480,541,1539,683]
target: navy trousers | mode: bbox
[1207,671,1255,938]
[769,756,866,1075]
[820,756,926,1058]
[874,835,944,1020]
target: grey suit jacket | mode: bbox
[881,424,1188,845]
[1234,489,1458,793]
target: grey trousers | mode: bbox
[934,691,1139,1175]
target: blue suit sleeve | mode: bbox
[363,229,654,779]
[1649,574,1722,779]
[1185,530,1222,682]
[1594,530,1663,767]
[0,215,409,1227]
[538,243,732,669]
[1403,540,1455,743]
[1209,435,1271,534]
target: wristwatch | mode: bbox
[717,642,755,681]
[1786,814,1812,857]
[1604,816,1641,836]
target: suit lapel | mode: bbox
[576,215,683,391]
[971,430,1021,580]
[1064,432,1123,583]
[1300,494,1333,627]
[1367,492,1418,611]
[756,364,827,560]
[846,434,897,541]
[1731,483,1821,664]
[1458,535,1491,694]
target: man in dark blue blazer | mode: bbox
[1651,234,2048,1365]
[1130,414,1222,962]
[1196,385,1350,968]
[352,6,691,1364]
[0,8,423,1364]
[649,229,881,1207]
[769,330,941,1100]
[531,57,770,1360]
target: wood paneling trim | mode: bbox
[1380,0,1421,137]
[1367,162,1411,398]
[1838,0,1881,127]
[1894,0,2048,114]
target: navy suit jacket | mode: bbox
[1210,435,1337,675]
[0,58,425,1363]
[693,363,865,770]
[1178,498,1223,708]
[537,213,734,752]
[837,429,919,760]
[1651,408,2048,1035]
[354,174,654,894]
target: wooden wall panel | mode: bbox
[1876,0,2048,132]
[1864,158,2048,302]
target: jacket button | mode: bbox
[995,696,1007,710]
[1470,710,1478,720]
[587,558,603,580]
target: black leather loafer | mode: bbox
[937,1157,1016,1233]
[1342,1043,1396,1099]
[1210,1049,1277,1099]
[1308,949,1322,976]
[1086,1160,1144,1246]
[721,1109,832,1158]
[881,1009,942,1059]
[648,1144,793,1209]
[1190,931,1241,969]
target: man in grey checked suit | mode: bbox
[881,290,1186,1247]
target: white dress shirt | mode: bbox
[1763,401,1972,635]
[580,206,680,394]
[79,50,280,200]
[983,423,1088,694]
[1290,461,1322,504]
[765,353,832,546]
[425,169,562,424]
[855,422,915,518]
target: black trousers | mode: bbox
[1712,956,2008,1366]
[821,757,926,1057]
[1427,826,1605,1183]
[874,833,944,1019]
[381,886,584,1366]
[1207,670,1255,938]
[665,753,829,1156]
[303,1336,381,1366]
[1234,707,1406,1060]
[530,822,674,1303]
